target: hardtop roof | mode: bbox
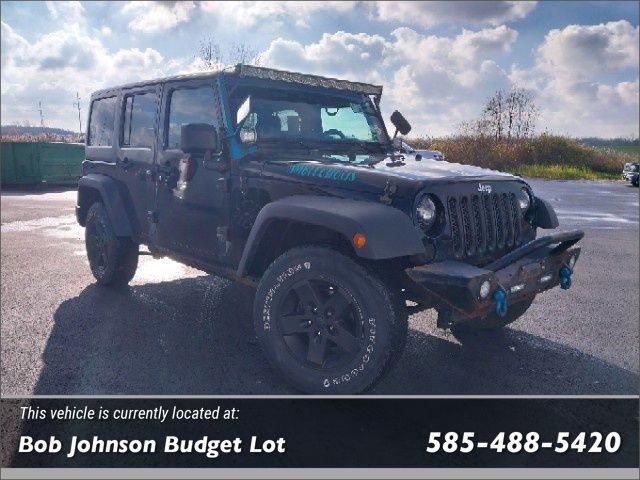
[90,64,383,98]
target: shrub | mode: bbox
[409,134,633,176]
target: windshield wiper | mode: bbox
[350,141,383,154]
[258,138,318,154]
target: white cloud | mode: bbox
[260,26,517,136]
[123,1,196,34]
[0,11,173,130]
[536,20,639,77]
[510,20,640,137]
[45,1,85,26]
[372,1,536,27]
[1,21,29,69]
[261,31,390,84]
[200,1,356,28]
[1,2,636,138]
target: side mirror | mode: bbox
[180,123,218,153]
[390,110,411,137]
[237,96,251,127]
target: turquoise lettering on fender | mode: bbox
[287,164,357,182]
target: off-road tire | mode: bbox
[254,246,408,394]
[632,178,639,187]
[451,297,535,334]
[85,202,138,287]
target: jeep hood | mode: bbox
[259,155,521,198]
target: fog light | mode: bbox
[539,273,553,284]
[510,284,525,294]
[568,255,577,269]
[479,280,491,299]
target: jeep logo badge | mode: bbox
[478,183,492,194]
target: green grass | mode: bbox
[512,164,620,181]
[599,145,640,156]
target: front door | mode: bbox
[153,81,230,263]
[115,86,160,243]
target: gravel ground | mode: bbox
[1,180,638,395]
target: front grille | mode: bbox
[448,192,522,259]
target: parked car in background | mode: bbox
[394,139,445,161]
[622,162,639,186]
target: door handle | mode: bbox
[138,168,154,181]
[116,157,131,170]
[157,163,178,188]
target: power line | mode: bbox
[38,101,45,128]
[75,92,82,135]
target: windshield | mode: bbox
[233,90,389,157]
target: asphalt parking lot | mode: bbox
[1,180,638,395]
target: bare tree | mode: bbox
[196,37,263,71]
[483,90,504,142]
[228,42,263,66]
[198,37,222,70]
[477,86,538,142]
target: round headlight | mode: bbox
[415,195,437,230]
[517,187,531,211]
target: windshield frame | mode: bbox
[228,81,392,158]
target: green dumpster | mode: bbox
[38,142,85,184]
[0,142,85,186]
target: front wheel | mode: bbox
[254,246,407,394]
[85,202,138,287]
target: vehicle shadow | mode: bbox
[35,277,639,395]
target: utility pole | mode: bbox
[38,101,45,128]
[75,92,82,135]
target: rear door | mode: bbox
[85,94,118,171]
[115,86,161,243]
[153,81,230,262]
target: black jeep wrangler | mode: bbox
[77,65,583,393]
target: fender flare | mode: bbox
[237,195,425,277]
[77,174,133,237]
[533,196,559,229]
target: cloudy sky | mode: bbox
[1,1,638,137]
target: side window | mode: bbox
[87,97,117,146]
[121,92,157,148]
[166,86,217,150]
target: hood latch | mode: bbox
[380,181,398,205]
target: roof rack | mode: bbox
[91,64,383,98]
[236,65,383,96]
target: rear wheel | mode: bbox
[85,202,138,287]
[254,246,407,394]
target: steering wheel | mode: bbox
[323,129,346,140]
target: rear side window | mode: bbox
[166,87,217,149]
[88,97,117,146]
[122,92,157,148]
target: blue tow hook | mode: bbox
[494,290,508,317]
[560,266,572,290]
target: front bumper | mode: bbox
[405,230,584,322]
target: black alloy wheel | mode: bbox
[277,278,363,370]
